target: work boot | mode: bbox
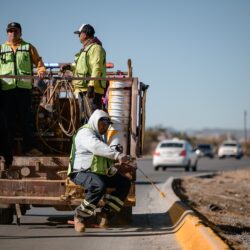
[97,211,109,228]
[74,216,85,233]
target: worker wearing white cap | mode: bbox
[61,24,106,120]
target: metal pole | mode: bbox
[244,110,247,143]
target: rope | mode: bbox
[36,79,78,153]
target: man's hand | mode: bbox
[87,85,95,98]
[60,64,71,72]
[38,71,46,79]
[115,162,137,179]
[117,153,132,164]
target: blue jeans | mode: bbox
[71,171,131,207]
[71,171,131,217]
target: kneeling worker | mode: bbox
[68,109,132,232]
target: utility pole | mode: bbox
[244,110,247,144]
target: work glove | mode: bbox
[37,71,46,79]
[115,162,136,181]
[107,166,118,177]
[117,153,131,164]
[116,163,136,172]
[87,85,95,98]
[60,64,71,72]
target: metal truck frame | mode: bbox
[0,60,148,225]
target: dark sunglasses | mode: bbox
[7,29,19,33]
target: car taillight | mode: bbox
[153,151,160,156]
[180,150,186,157]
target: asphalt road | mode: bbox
[137,156,250,183]
[0,157,249,250]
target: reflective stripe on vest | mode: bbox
[0,42,33,90]
[68,124,114,176]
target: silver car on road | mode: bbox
[218,140,243,159]
[153,138,199,171]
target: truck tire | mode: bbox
[20,204,31,215]
[0,207,14,224]
[113,206,132,226]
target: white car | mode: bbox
[218,140,243,159]
[153,138,199,171]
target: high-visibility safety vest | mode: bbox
[68,124,114,176]
[0,42,33,91]
[73,43,106,94]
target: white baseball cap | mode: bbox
[73,24,95,35]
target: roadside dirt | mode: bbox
[174,168,250,250]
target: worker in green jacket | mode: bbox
[61,24,106,122]
[0,22,46,167]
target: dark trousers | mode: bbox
[0,117,12,165]
[71,171,131,208]
[0,92,12,165]
[1,88,35,160]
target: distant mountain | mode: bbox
[146,126,248,142]
[184,128,247,141]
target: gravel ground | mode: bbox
[174,168,250,250]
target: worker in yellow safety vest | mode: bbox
[68,109,133,233]
[61,24,106,122]
[0,22,46,168]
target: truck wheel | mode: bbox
[20,204,31,215]
[113,206,132,226]
[0,207,14,224]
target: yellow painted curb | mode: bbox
[164,177,230,249]
[174,213,229,250]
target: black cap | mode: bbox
[74,24,95,36]
[6,22,22,32]
[99,117,113,124]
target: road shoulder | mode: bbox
[160,177,229,249]
[173,169,250,250]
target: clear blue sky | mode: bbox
[1,0,250,131]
